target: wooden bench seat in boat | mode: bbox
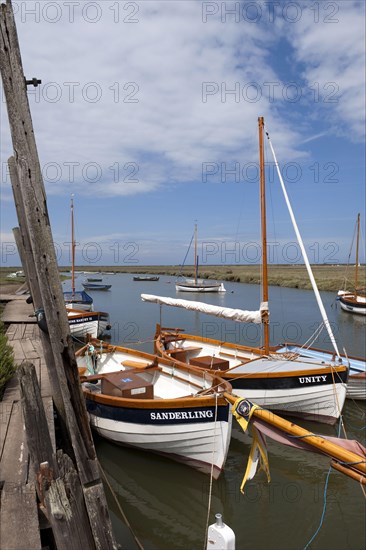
[166,346,202,363]
[189,355,229,371]
[122,359,156,369]
[165,346,202,355]
[217,350,251,363]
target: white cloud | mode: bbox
[285,1,365,140]
[1,0,314,202]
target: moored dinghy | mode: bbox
[67,308,111,339]
[152,321,348,425]
[76,340,233,478]
[337,213,366,316]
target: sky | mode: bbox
[1,0,365,268]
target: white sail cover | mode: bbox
[141,294,266,324]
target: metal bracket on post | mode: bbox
[25,77,41,88]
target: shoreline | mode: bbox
[2,265,365,293]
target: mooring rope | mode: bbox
[98,460,145,550]
[203,392,219,550]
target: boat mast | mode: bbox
[354,213,360,295]
[258,117,270,354]
[71,194,75,295]
[194,221,198,285]
[266,126,341,358]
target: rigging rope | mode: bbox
[265,126,341,358]
[177,229,195,278]
[98,461,145,550]
[203,393,219,550]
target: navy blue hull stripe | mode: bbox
[85,400,230,425]
[229,370,348,391]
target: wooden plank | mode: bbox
[1,300,35,324]
[4,323,17,340]
[0,293,28,301]
[0,401,12,459]
[0,482,42,550]
[122,359,152,368]
[0,399,29,485]
[17,363,56,474]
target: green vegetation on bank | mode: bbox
[1,265,365,292]
[0,319,15,400]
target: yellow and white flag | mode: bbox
[231,398,271,493]
[240,426,271,493]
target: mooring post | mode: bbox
[0,2,118,547]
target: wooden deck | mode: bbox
[1,295,35,324]
[1,306,55,549]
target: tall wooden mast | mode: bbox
[71,194,75,295]
[354,213,360,296]
[258,117,269,354]
[194,221,198,284]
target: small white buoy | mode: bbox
[206,513,235,550]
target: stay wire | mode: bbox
[98,461,145,550]
[203,393,219,550]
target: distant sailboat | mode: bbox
[175,223,226,293]
[337,213,365,315]
[63,196,111,337]
[64,196,94,311]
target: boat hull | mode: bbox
[64,290,94,311]
[155,328,349,423]
[228,372,348,424]
[82,283,112,291]
[85,396,232,477]
[175,282,226,293]
[68,310,110,339]
[277,344,366,401]
[77,342,233,477]
[338,294,366,315]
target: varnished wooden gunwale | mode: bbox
[77,338,231,392]
[156,328,349,379]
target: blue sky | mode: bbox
[1,0,365,268]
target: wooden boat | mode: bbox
[133,276,160,281]
[64,290,94,312]
[76,340,233,478]
[82,282,112,291]
[153,323,348,425]
[176,223,226,293]
[276,344,366,401]
[67,308,111,339]
[144,118,350,423]
[337,213,366,315]
[63,196,94,311]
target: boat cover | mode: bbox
[141,294,267,324]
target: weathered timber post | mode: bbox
[0,2,117,547]
[12,168,73,460]
[17,363,96,549]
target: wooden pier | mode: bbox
[0,1,118,547]
[1,294,55,549]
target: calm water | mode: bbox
[65,273,366,549]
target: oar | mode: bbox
[224,392,366,478]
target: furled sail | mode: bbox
[141,294,266,324]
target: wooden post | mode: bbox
[17,363,97,549]
[12,167,72,459]
[0,2,117,547]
